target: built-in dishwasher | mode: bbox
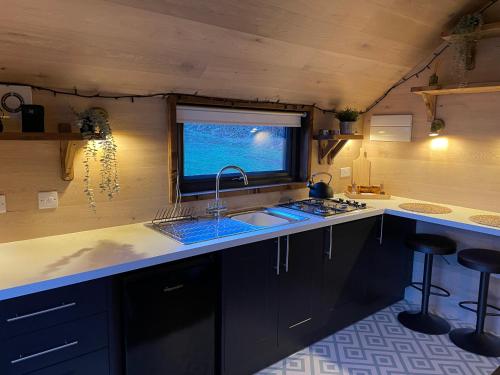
[122,255,217,375]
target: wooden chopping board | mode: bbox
[352,147,371,186]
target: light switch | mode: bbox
[0,195,6,214]
[340,167,352,178]
[38,191,59,209]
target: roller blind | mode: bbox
[176,105,304,127]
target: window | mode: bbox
[175,105,309,195]
[182,124,289,177]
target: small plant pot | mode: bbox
[339,121,355,135]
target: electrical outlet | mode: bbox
[0,195,6,214]
[340,167,352,178]
[38,191,59,210]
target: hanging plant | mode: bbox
[448,13,483,81]
[74,107,120,210]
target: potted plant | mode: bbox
[74,107,120,210]
[448,12,483,80]
[336,107,359,134]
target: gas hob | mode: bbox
[279,198,367,217]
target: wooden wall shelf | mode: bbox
[0,126,101,181]
[411,82,500,121]
[313,134,363,164]
[441,22,500,41]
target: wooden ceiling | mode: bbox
[0,0,478,108]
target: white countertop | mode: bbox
[0,195,498,301]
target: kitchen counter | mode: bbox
[0,195,498,301]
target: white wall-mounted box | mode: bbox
[370,114,413,142]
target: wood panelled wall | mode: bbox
[362,37,500,212]
[0,92,359,243]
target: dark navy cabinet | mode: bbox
[320,216,379,332]
[221,238,280,375]
[222,215,415,375]
[122,254,217,375]
[0,214,415,375]
[367,214,416,306]
[221,230,324,375]
[276,229,324,356]
[0,280,110,375]
[319,215,415,334]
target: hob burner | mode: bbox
[279,198,367,217]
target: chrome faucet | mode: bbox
[207,165,249,217]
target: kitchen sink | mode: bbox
[227,208,307,227]
[151,208,307,244]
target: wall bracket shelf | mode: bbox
[441,22,500,42]
[0,124,102,181]
[313,134,363,164]
[411,82,500,121]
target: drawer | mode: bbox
[0,313,108,375]
[26,349,109,375]
[0,280,107,339]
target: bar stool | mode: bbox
[449,249,500,357]
[398,233,457,335]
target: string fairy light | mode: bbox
[0,0,496,115]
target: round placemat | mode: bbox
[399,203,452,214]
[470,215,500,228]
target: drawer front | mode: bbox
[0,313,108,375]
[27,349,109,375]
[0,280,107,339]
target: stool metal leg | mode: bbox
[398,253,451,335]
[476,272,489,335]
[450,272,500,357]
[421,253,433,315]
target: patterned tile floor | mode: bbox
[257,301,500,375]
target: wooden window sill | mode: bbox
[179,182,306,202]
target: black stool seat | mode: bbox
[458,249,500,274]
[406,234,457,255]
[449,248,500,357]
[398,233,456,335]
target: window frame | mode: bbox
[167,95,313,202]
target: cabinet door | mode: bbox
[277,229,324,355]
[367,214,416,305]
[221,239,280,375]
[123,256,216,375]
[321,217,378,332]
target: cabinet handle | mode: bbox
[163,284,184,292]
[376,216,384,245]
[325,226,333,260]
[283,235,290,272]
[6,302,77,323]
[11,340,79,364]
[289,317,312,329]
[275,238,281,276]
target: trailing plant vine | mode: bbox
[74,107,120,210]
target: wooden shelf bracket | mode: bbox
[60,140,79,181]
[318,139,346,164]
[419,92,437,121]
[58,123,80,181]
[314,134,363,165]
